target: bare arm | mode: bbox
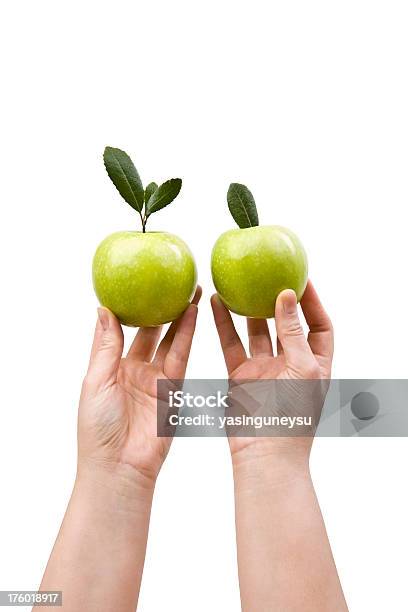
[39,467,154,612]
[232,453,347,611]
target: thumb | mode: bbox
[86,308,124,390]
[275,290,314,374]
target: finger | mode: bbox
[154,286,202,367]
[163,304,198,379]
[127,326,162,362]
[275,290,316,375]
[86,308,124,389]
[276,337,283,355]
[300,280,334,363]
[211,294,247,375]
[247,318,273,357]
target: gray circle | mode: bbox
[350,391,380,420]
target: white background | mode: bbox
[1,1,408,610]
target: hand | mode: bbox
[211,281,333,470]
[78,287,201,488]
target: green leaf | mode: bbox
[227,183,259,228]
[144,182,158,204]
[103,146,144,212]
[146,178,182,215]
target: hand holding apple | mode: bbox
[79,286,201,486]
[93,147,197,327]
[211,281,333,461]
[211,184,308,318]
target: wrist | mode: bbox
[75,458,156,512]
[231,439,312,491]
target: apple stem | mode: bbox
[139,211,147,233]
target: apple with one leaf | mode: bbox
[211,184,308,318]
[92,147,197,327]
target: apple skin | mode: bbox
[211,225,308,318]
[93,231,197,327]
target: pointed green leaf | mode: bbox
[227,183,259,228]
[144,182,158,204]
[146,178,182,215]
[103,146,144,212]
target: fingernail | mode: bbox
[97,307,109,331]
[192,286,202,305]
[282,290,298,314]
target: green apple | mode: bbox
[93,146,197,327]
[211,184,308,318]
[93,231,197,327]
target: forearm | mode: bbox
[38,464,154,612]
[232,450,348,612]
